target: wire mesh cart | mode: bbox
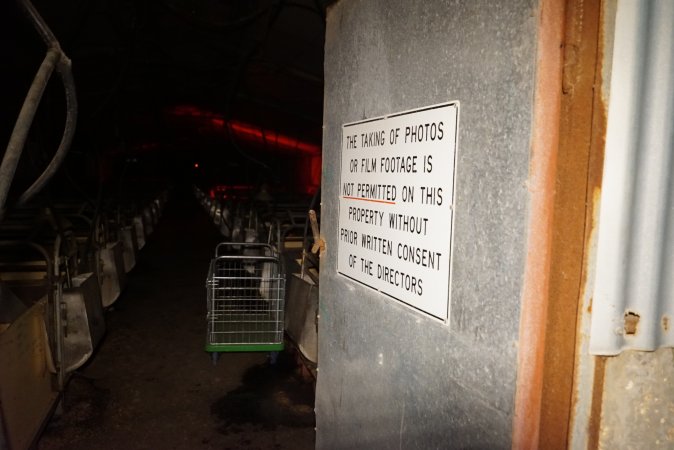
[206,242,285,361]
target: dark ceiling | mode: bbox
[2,0,326,197]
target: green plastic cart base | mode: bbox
[206,343,284,365]
[205,343,284,353]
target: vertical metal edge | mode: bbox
[511,0,566,447]
[445,102,460,324]
[568,1,615,447]
[537,0,604,447]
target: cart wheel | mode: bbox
[269,351,279,365]
[210,352,219,366]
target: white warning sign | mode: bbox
[337,102,459,321]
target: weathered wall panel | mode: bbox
[585,1,674,447]
[599,348,674,449]
[318,0,538,447]
[590,0,674,355]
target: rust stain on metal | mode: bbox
[511,0,566,448]
[586,355,606,448]
[623,311,640,335]
[571,184,607,450]
[663,316,670,332]
[536,0,604,448]
[568,2,610,449]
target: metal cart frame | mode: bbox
[205,242,285,356]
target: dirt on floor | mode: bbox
[37,192,315,450]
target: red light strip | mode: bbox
[168,105,320,155]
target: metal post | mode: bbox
[0,48,60,218]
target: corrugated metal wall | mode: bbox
[590,0,674,355]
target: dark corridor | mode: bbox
[36,192,315,450]
[2,0,324,447]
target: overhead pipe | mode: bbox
[169,106,321,155]
[0,0,78,219]
[17,61,78,207]
[0,48,60,216]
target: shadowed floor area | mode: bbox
[37,190,315,450]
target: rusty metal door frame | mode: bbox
[512,0,607,448]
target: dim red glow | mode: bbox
[209,184,255,200]
[167,106,320,156]
[227,121,320,155]
[194,163,199,168]
[294,155,321,195]
[171,105,204,117]
[310,155,321,189]
[212,184,253,191]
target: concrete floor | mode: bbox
[37,192,315,450]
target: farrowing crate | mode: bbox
[205,242,285,354]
